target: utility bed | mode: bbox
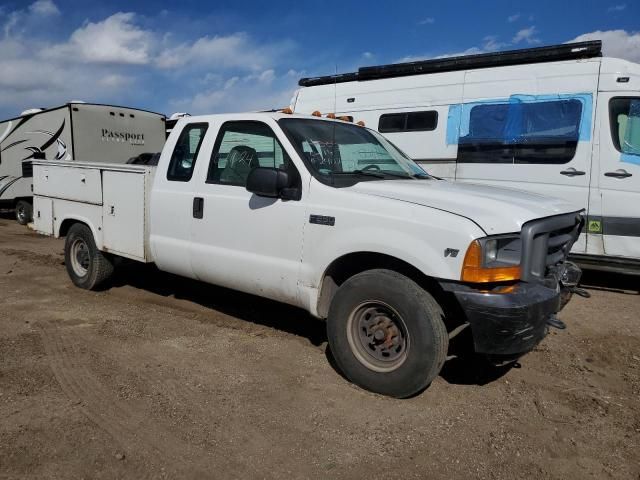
[32,161,154,262]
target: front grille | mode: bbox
[520,212,584,283]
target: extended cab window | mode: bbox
[457,99,583,164]
[166,123,208,181]
[379,111,438,133]
[609,97,640,156]
[207,121,294,186]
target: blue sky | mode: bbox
[0,0,638,118]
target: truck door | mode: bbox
[189,120,306,306]
[150,122,210,279]
[593,94,640,258]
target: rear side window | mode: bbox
[458,99,583,164]
[379,111,438,133]
[166,123,208,182]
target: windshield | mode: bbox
[278,118,429,186]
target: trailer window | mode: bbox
[207,121,294,186]
[167,123,208,182]
[458,99,582,164]
[609,97,640,156]
[379,111,438,133]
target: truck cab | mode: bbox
[33,112,584,398]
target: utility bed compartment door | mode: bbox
[102,171,146,260]
[34,165,102,204]
[33,197,54,235]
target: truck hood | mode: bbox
[349,179,580,234]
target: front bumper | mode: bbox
[441,262,581,356]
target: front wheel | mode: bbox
[327,269,448,398]
[15,200,32,225]
[64,223,114,290]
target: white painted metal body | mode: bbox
[33,161,153,262]
[293,57,640,264]
[32,113,580,316]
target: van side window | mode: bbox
[379,111,438,133]
[207,121,294,186]
[457,99,583,164]
[609,97,640,155]
[166,123,208,182]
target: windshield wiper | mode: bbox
[330,170,386,178]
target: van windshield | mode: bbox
[278,118,429,186]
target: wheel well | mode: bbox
[317,252,443,319]
[59,219,84,237]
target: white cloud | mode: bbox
[47,12,154,65]
[418,17,435,25]
[29,0,60,16]
[363,51,374,59]
[512,26,540,44]
[568,29,640,63]
[397,35,506,63]
[507,13,521,23]
[607,4,626,12]
[156,33,292,71]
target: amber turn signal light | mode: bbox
[461,240,520,283]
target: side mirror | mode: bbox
[246,167,297,199]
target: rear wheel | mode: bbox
[15,200,32,225]
[327,269,448,398]
[64,223,114,290]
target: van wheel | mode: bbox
[15,200,32,225]
[64,223,114,290]
[327,269,448,398]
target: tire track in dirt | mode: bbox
[38,320,245,479]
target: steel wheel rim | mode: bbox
[70,238,90,277]
[16,205,26,223]
[346,301,410,373]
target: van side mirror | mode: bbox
[246,167,299,200]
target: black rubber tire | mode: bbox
[64,223,114,290]
[327,269,448,398]
[15,200,32,225]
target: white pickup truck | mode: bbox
[32,112,585,398]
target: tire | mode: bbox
[327,269,448,398]
[64,223,114,290]
[15,200,32,225]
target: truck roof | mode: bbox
[298,41,603,87]
[180,111,360,124]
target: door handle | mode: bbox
[604,169,632,179]
[560,168,586,177]
[193,197,204,219]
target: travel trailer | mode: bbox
[292,41,640,274]
[0,102,166,224]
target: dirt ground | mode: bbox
[0,215,639,480]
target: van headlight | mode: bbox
[461,234,522,283]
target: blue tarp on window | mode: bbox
[446,93,593,145]
[461,99,582,145]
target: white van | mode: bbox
[0,102,166,224]
[292,41,640,274]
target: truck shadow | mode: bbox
[109,262,328,347]
[579,269,640,295]
[107,262,514,388]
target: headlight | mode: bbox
[461,234,522,283]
